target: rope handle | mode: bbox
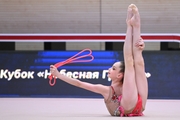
[48,49,94,86]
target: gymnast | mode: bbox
[50,4,148,117]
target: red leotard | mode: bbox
[118,94,143,117]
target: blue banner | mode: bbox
[0,51,179,99]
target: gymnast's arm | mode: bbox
[50,65,109,98]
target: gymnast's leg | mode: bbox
[131,4,148,110]
[120,5,138,112]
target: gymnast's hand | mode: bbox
[135,38,145,50]
[50,65,59,77]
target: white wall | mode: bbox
[0,0,179,50]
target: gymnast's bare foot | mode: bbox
[126,5,133,26]
[129,4,140,27]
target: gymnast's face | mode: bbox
[107,62,123,80]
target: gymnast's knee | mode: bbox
[134,59,144,66]
[125,57,134,66]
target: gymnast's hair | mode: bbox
[119,61,125,83]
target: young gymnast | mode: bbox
[50,4,148,117]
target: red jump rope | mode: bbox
[48,49,94,86]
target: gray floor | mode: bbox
[1,98,180,120]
